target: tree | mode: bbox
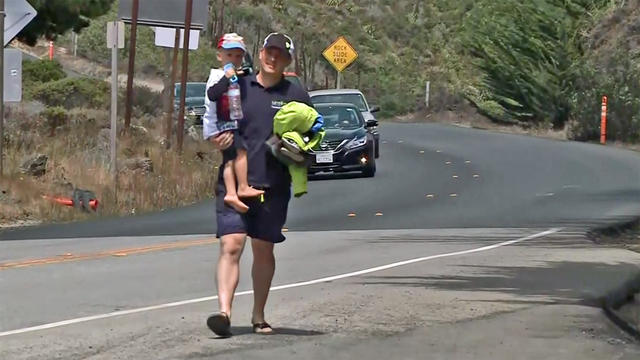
[17,0,115,46]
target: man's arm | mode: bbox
[207,76,231,102]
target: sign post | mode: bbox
[107,21,125,199]
[322,36,358,89]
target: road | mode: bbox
[1,123,640,359]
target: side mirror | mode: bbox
[370,105,380,113]
[366,119,378,128]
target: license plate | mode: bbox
[315,152,333,164]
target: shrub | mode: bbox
[118,85,164,116]
[40,106,69,136]
[23,59,66,84]
[32,78,110,109]
[22,60,67,99]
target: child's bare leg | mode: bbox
[223,160,249,213]
[235,149,264,198]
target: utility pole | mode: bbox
[176,0,193,152]
[123,0,139,131]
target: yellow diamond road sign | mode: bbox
[323,36,358,72]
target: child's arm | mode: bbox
[203,68,224,140]
[207,76,231,102]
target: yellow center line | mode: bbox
[0,238,218,271]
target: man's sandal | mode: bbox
[207,312,232,337]
[252,321,274,335]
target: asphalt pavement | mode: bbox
[1,123,640,359]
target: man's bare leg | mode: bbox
[235,149,264,198]
[217,233,247,316]
[223,160,249,213]
[207,233,246,337]
[251,238,275,334]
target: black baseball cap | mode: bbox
[262,33,295,58]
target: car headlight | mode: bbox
[346,135,367,149]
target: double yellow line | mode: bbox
[0,237,218,271]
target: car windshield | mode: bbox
[317,106,364,130]
[175,83,206,98]
[312,94,368,112]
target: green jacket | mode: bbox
[273,102,325,197]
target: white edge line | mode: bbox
[0,228,561,337]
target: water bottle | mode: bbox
[225,63,243,120]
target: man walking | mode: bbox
[206,33,311,337]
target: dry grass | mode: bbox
[1,106,220,227]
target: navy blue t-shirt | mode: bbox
[219,74,312,192]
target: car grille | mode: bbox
[319,139,345,151]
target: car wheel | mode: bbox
[375,138,380,158]
[362,156,376,178]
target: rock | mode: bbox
[121,157,153,174]
[20,154,48,177]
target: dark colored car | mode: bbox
[309,89,380,158]
[309,103,377,177]
[174,82,206,124]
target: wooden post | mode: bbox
[176,0,194,152]
[124,0,139,131]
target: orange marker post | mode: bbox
[48,41,54,60]
[600,96,608,145]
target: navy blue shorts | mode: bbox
[215,182,291,243]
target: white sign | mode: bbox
[154,27,199,50]
[4,0,38,46]
[106,21,125,49]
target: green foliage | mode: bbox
[461,0,612,127]
[23,59,66,84]
[118,85,164,116]
[568,54,640,143]
[40,106,69,135]
[32,78,110,110]
[17,0,115,46]
[22,59,67,99]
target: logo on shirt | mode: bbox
[271,100,287,109]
